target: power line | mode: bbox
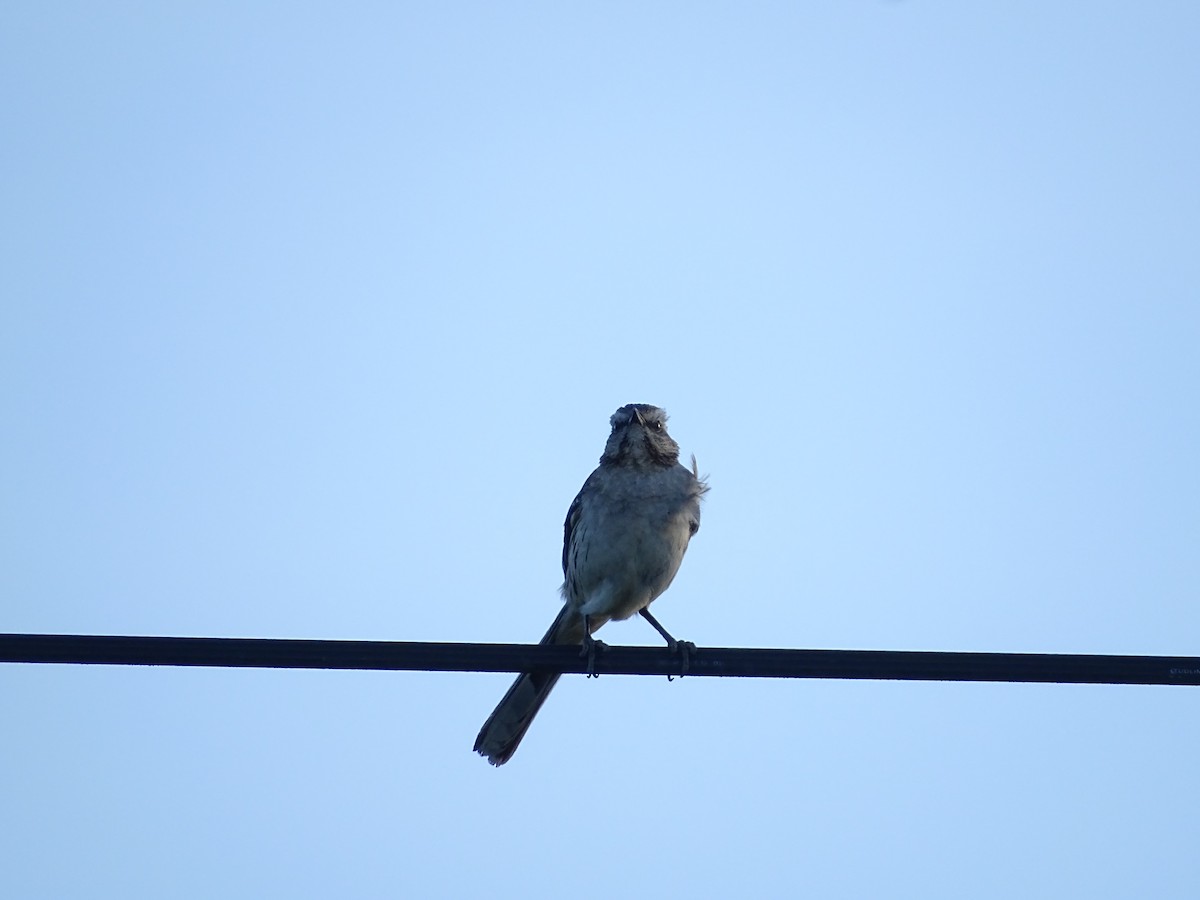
[2,633,1197,686]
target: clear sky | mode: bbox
[3,2,1198,897]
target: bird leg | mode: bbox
[639,608,695,678]
[581,615,606,678]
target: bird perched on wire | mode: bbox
[474,403,709,766]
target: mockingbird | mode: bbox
[474,403,708,766]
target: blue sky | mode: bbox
[2,2,1198,897]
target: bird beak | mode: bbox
[633,408,646,427]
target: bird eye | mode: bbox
[652,421,663,431]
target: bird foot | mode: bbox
[666,640,696,681]
[581,636,608,677]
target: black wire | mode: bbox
[2,633,1197,686]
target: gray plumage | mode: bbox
[473,403,708,766]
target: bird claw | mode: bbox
[581,635,607,677]
[666,640,696,681]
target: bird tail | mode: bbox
[473,605,588,766]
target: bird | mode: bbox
[474,403,708,766]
